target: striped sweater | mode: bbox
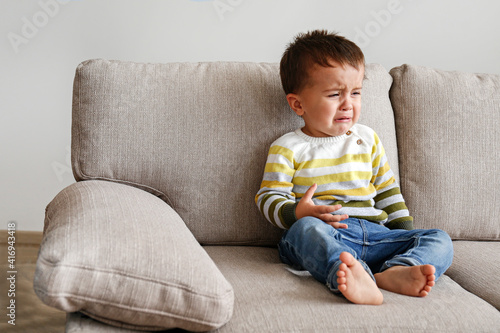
[255,124,414,230]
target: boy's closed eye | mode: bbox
[326,89,361,98]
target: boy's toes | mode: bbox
[337,263,347,277]
[339,251,357,266]
[419,290,429,297]
[421,264,435,277]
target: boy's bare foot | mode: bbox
[374,264,436,297]
[336,252,383,305]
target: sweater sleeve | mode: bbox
[370,132,414,230]
[255,144,298,229]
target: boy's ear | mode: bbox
[286,93,304,116]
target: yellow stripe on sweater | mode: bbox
[259,180,294,190]
[293,171,372,186]
[268,145,294,163]
[295,186,376,199]
[371,161,391,183]
[298,154,371,169]
[264,163,295,176]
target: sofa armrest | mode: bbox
[34,180,234,332]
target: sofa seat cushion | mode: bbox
[390,65,500,240]
[34,180,234,332]
[63,245,500,332]
[204,246,500,332]
[446,241,500,310]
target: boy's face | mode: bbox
[287,61,364,137]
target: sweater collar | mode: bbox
[295,125,356,144]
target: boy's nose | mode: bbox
[340,98,353,111]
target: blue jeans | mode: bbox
[278,217,453,293]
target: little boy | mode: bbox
[255,30,453,305]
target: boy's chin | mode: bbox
[334,124,354,136]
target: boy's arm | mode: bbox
[255,145,349,230]
[255,144,298,229]
[371,132,414,230]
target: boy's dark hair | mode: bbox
[280,30,365,95]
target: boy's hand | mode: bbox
[295,183,349,229]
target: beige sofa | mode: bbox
[34,59,500,332]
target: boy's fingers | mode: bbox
[337,214,349,221]
[301,183,318,202]
[319,213,349,223]
[315,204,342,215]
[327,222,348,229]
[315,205,336,214]
[330,204,343,211]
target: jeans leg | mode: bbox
[278,217,375,292]
[379,228,454,280]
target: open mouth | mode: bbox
[335,117,351,123]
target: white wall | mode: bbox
[2,0,499,231]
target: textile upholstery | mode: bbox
[34,180,234,332]
[71,60,399,245]
[34,60,500,332]
[446,241,500,309]
[63,247,500,332]
[390,65,500,240]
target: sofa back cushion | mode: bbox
[72,60,398,245]
[390,65,500,240]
